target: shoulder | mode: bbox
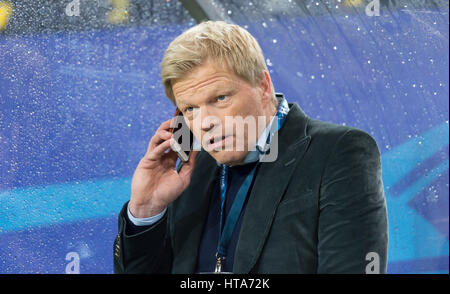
[306,118,380,153]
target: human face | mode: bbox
[172,60,275,166]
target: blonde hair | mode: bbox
[160,21,276,106]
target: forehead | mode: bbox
[172,61,241,105]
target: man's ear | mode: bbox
[258,71,272,104]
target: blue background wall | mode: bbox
[0,0,448,273]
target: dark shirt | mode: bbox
[195,161,259,273]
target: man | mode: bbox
[113,21,388,274]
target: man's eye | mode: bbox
[217,95,227,101]
[185,107,194,112]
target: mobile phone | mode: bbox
[169,108,194,162]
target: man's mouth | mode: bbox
[208,135,231,150]
[210,136,226,144]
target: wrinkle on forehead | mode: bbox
[172,62,240,106]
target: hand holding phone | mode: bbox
[128,113,198,218]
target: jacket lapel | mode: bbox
[233,103,312,273]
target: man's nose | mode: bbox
[197,107,221,132]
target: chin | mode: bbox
[210,150,247,166]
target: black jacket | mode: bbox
[113,102,388,274]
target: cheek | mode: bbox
[240,92,263,114]
[229,98,254,118]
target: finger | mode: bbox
[157,119,174,132]
[147,130,173,153]
[165,146,180,162]
[147,138,173,161]
[144,119,172,152]
[147,116,180,150]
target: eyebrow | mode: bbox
[177,84,235,109]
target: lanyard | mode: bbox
[214,97,290,273]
